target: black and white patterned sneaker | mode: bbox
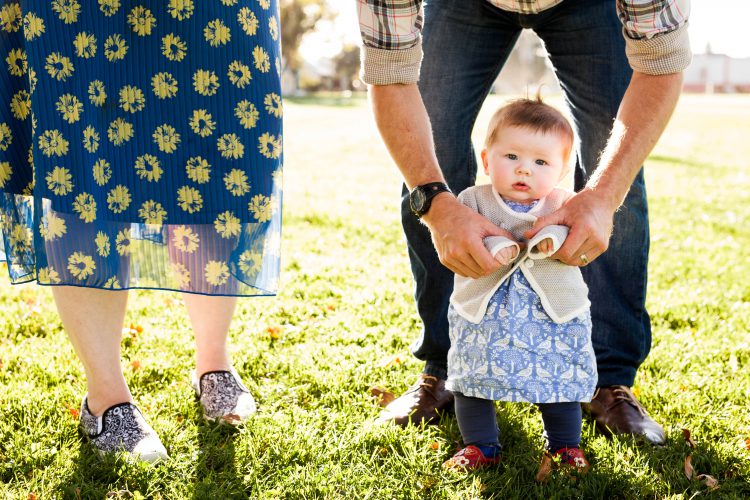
[191,368,257,425]
[79,396,169,463]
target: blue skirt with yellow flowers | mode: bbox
[0,0,282,295]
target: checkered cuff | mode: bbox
[625,23,692,75]
[360,43,423,85]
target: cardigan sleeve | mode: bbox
[527,224,569,259]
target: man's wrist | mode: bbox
[421,191,457,226]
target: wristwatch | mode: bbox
[409,182,452,218]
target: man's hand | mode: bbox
[524,188,615,267]
[423,194,513,278]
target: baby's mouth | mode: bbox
[512,182,530,191]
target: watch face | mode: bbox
[410,188,427,214]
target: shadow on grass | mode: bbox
[190,422,244,499]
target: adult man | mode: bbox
[358,0,690,444]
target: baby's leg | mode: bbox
[454,392,500,449]
[537,402,582,451]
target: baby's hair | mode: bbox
[484,93,574,162]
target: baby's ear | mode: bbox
[481,149,489,173]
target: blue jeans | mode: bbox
[404,0,651,386]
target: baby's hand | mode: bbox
[493,246,519,265]
[533,237,554,256]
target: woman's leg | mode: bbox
[183,293,237,376]
[51,286,131,416]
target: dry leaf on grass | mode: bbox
[684,454,695,480]
[265,326,283,340]
[369,386,395,407]
[130,360,141,371]
[745,437,750,450]
[682,428,697,449]
[378,355,403,368]
[697,474,720,491]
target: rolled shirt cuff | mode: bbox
[360,42,423,85]
[624,23,693,75]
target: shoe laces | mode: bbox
[610,385,647,417]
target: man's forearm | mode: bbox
[588,71,684,208]
[369,83,444,189]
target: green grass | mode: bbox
[1,93,750,499]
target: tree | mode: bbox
[333,44,361,90]
[280,0,330,75]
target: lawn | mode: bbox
[1,93,749,499]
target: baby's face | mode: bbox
[482,125,568,204]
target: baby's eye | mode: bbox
[505,154,517,160]
[535,159,547,166]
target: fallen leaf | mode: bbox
[631,386,641,398]
[68,407,79,419]
[369,386,395,407]
[378,355,403,368]
[697,474,720,491]
[682,428,697,449]
[745,437,750,450]
[176,415,184,423]
[536,452,554,483]
[684,454,694,480]
[326,304,336,311]
[429,442,440,450]
[28,494,37,500]
[130,360,141,371]
[265,326,282,340]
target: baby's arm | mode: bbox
[484,236,520,266]
[528,225,569,259]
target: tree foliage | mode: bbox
[280,0,330,73]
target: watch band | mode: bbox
[410,182,452,218]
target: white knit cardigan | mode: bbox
[450,184,590,324]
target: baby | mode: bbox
[443,97,596,479]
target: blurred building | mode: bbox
[683,50,750,93]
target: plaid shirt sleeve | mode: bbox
[357,0,424,85]
[617,0,692,74]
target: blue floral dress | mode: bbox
[0,0,282,295]
[447,200,598,403]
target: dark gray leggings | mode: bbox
[454,392,582,451]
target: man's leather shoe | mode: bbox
[375,374,454,426]
[582,386,666,445]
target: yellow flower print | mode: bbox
[224,168,250,196]
[38,266,62,284]
[172,225,199,253]
[248,194,273,223]
[68,252,96,281]
[23,12,45,41]
[115,228,131,255]
[95,231,110,257]
[152,72,178,99]
[235,100,259,129]
[217,133,244,160]
[138,200,167,224]
[104,34,128,61]
[228,61,252,88]
[74,32,97,59]
[168,0,194,21]
[11,90,31,120]
[56,94,83,124]
[104,276,121,289]
[10,223,32,253]
[52,0,81,24]
[119,85,146,113]
[204,260,229,287]
[258,132,282,159]
[238,250,262,275]
[45,52,74,81]
[6,48,27,77]
[107,185,132,213]
[186,156,211,183]
[89,80,107,106]
[162,33,187,62]
[0,161,11,189]
[134,154,163,182]
[0,123,12,151]
[0,3,22,33]
[237,8,258,36]
[46,166,74,196]
[193,69,220,96]
[177,186,203,213]
[204,19,231,47]
[73,192,97,223]
[188,110,215,138]
[107,118,134,146]
[40,212,67,241]
[83,126,99,153]
[128,6,156,36]
[172,263,191,288]
[153,124,181,153]
[252,46,270,73]
[264,93,282,118]
[214,211,241,239]
[99,0,121,17]
[28,67,37,94]
[38,130,69,157]
[268,16,278,41]
[221,0,239,5]
[258,0,271,10]
[93,159,111,186]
